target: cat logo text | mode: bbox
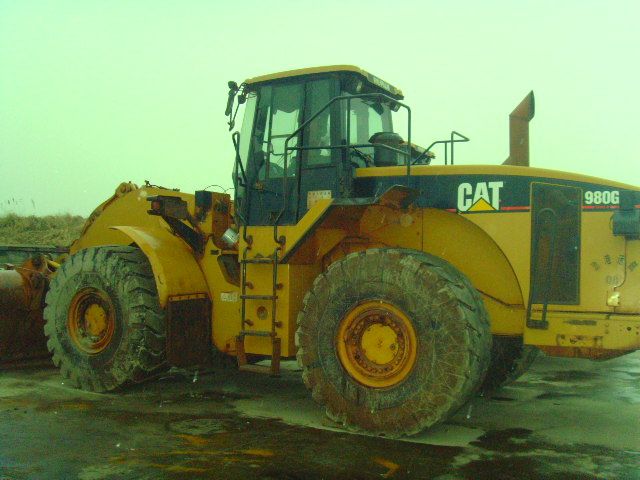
[457,182,504,212]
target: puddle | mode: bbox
[35,399,94,412]
[489,396,516,402]
[168,418,227,435]
[542,370,598,382]
[536,392,581,400]
[471,428,533,453]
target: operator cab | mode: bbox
[228,66,418,226]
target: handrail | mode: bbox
[231,131,254,246]
[418,131,469,166]
[232,132,247,222]
[274,93,412,244]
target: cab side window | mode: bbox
[347,98,393,143]
[346,97,395,167]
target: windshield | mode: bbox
[239,92,257,169]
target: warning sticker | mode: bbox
[220,292,239,302]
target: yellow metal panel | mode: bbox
[615,238,640,314]
[197,239,242,354]
[422,209,524,304]
[284,264,319,355]
[355,165,640,190]
[281,198,334,259]
[464,212,531,304]
[204,206,321,356]
[557,212,624,313]
[71,186,196,254]
[111,225,208,308]
[242,262,282,354]
[420,209,525,334]
[359,206,422,251]
[524,312,640,351]
[314,228,348,262]
[238,199,334,260]
[481,295,525,335]
[418,186,633,318]
[245,65,364,84]
[469,210,628,315]
[244,65,404,98]
[228,263,319,357]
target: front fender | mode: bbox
[110,225,208,308]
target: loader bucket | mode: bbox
[0,256,54,367]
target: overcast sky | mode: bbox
[1,0,639,216]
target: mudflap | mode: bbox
[166,295,212,367]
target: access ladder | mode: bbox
[235,232,283,376]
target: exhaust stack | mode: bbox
[503,91,535,166]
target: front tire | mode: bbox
[296,248,491,436]
[44,246,166,392]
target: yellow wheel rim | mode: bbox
[67,288,116,354]
[336,301,417,388]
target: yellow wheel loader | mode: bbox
[1,65,639,436]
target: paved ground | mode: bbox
[0,352,638,480]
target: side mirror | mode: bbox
[225,81,239,116]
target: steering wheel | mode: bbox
[268,154,298,177]
[350,147,374,167]
[269,162,285,177]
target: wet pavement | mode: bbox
[0,352,638,479]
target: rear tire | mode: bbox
[43,246,166,392]
[296,248,491,436]
[482,336,540,392]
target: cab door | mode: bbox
[295,78,343,220]
[244,78,344,225]
[245,82,304,225]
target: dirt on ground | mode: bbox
[0,214,85,246]
[1,353,639,479]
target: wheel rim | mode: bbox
[336,301,417,388]
[67,288,116,354]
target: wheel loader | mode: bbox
[1,65,639,436]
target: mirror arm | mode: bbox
[232,131,247,186]
[225,80,241,129]
[228,101,241,131]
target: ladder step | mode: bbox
[242,257,274,264]
[238,364,280,376]
[241,294,277,301]
[235,334,281,376]
[239,330,273,337]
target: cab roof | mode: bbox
[244,65,404,99]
